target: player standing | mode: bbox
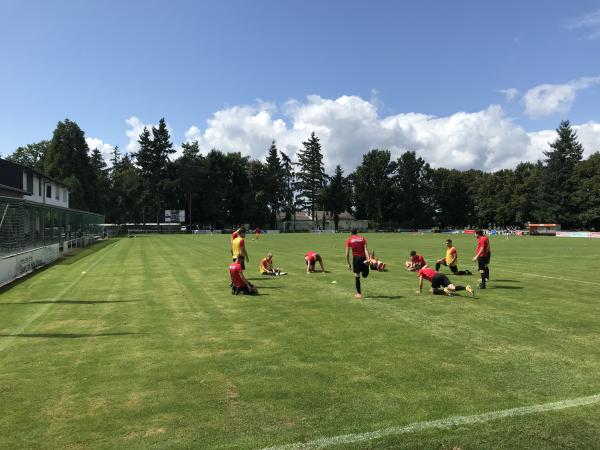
[435,239,471,275]
[255,226,261,240]
[345,228,370,299]
[472,230,491,289]
[232,227,249,269]
[417,266,474,297]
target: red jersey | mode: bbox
[305,251,317,263]
[476,236,490,257]
[255,227,261,234]
[346,235,367,257]
[229,262,245,288]
[231,231,239,240]
[411,254,426,266]
[418,267,437,282]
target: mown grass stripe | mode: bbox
[0,241,117,353]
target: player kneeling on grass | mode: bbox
[417,266,474,297]
[260,252,287,276]
[435,239,472,275]
[229,260,258,295]
[406,250,426,271]
[305,251,325,273]
[346,228,371,299]
[368,250,386,271]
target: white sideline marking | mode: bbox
[263,393,600,450]
[494,267,600,286]
[0,243,116,353]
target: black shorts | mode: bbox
[232,283,255,295]
[477,255,489,271]
[234,256,245,270]
[431,273,451,289]
[449,264,458,274]
[352,256,369,278]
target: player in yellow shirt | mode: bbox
[259,252,287,276]
[232,227,249,269]
[435,239,471,275]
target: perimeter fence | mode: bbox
[0,196,104,286]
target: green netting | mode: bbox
[0,196,104,256]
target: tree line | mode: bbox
[6,118,600,230]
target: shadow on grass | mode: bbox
[491,285,523,290]
[494,279,521,283]
[0,299,142,305]
[0,332,144,339]
[366,295,403,300]
[255,286,281,290]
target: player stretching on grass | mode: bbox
[405,251,426,271]
[232,227,249,269]
[346,228,370,299]
[229,260,258,295]
[417,266,474,297]
[472,229,491,289]
[368,250,386,271]
[259,253,287,276]
[305,251,325,273]
[435,239,471,275]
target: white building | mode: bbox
[0,158,69,207]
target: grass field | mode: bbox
[1,232,600,449]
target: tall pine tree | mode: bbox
[540,120,583,227]
[295,132,327,227]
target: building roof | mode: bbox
[0,157,67,188]
[314,210,356,220]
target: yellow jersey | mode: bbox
[446,246,457,265]
[260,258,273,274]
[232,237,246,259]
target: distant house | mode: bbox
[0,158,69,208]
[276,210,368,232]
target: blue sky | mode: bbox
[1,0,599,171]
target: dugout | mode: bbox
[528,223,561,236]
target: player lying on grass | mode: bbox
[368,251,386,271]
[232,227,249,269]
[260,253,287,276]
[305,251,325,273]
[417,266,474,297]
[345,228,370,299]
[229,259,258,295]
[435,239,472,275]
[406,250,426,271]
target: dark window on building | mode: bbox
[46,184,51,198]
[26,172,33,192]
[38,177,42,196]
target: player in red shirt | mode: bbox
[254,226,261,240]
[345,228,371,299]
[229,260,258,295]
[417,266,474,297]
[472,230,491,289]
[405,250,427,271]
[305,251,325,273]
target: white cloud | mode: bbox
[568,9,600,40]
[499,88,519,102]
[183,95,600,173]
[86,137,114,166]
[522,76,600,117]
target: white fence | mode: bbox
[0,244,60,287]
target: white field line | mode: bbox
[264,393,600,450]
[0,243,116,353]
[493,267,600,286]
